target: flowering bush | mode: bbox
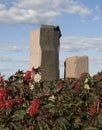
[0,69,102,130]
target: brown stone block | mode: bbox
[65,56,89,78]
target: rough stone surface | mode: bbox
[30,25,61,81]
[65,56,89,78]
[30,30,41,69]
[40,25,61,80]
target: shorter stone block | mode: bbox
[65,56,89,78]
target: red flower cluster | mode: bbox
[0,76,4,86]
[0,101,5,110]
[89,104,96,116]
[24,71,32,83]
[57,83,63,91]
[0,88,14,111]
[0,89,7,110]
[32,67,35,73]
[16,97,23,106]
[6,99,14,110]
[80,72,87,78]
[75,83,80,90]
[0,89,7,101]
[98,76,102,81]
[99,108,102,113]
[29,99,41,116]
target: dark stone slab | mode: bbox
[40,25,61,80]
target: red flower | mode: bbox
[16,97,23,106]
[99,108,102,113]
[57,83,63,91]
[0,89,7,101]
[0,76,4,86]
[76,116,81,122]
[98,76,102,81]
[89,104,96,116]
[80,73,87,78]
[75,83,80,90]
[77,108,82,114]
[24,71,32,83]
[32,67,35,73]
[6,99,14,110]
[29,99,41,116]
[0,101,5,110]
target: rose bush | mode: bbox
[0,68,102,130]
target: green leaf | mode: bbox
[0,125,4,129]
[39,126,43,130]
[10,122,18,130]
[45,123,50,130]
[56,118,67,130]
[59,127,63,130]
[83,126,99,130]
[14,109,26,120]
[3,128,9,130]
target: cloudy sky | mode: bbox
[0,0,102,79]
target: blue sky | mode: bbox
[0,0,102,79]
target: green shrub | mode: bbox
[0,68,102,130]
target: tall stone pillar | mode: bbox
[65,56,89,78]
[30,30,41,69]
[30,25,61,81]
[40,25,61,80]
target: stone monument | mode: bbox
[30,30,41,69]
[30,25,61,81]
[65,56,89,78]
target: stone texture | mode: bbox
[40,25,61,80]
[30,30,41,69]
[65,56,89,78]
[30,25,61,81]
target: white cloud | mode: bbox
[0,39,26,44]
[60,36,102,52]
[81,19,86,23]
[63,4,91,16]
[15,58,29,63]
[0,45,29,51]
[93,16,101,21]
[0,4,5,10]
[91,57,102,65]
[95,5,100,12]
[0,46,22,51]
[0,55,13,62]
[0,68,11,72]
[0,0,91,25]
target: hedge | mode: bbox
[0,68,102,130]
